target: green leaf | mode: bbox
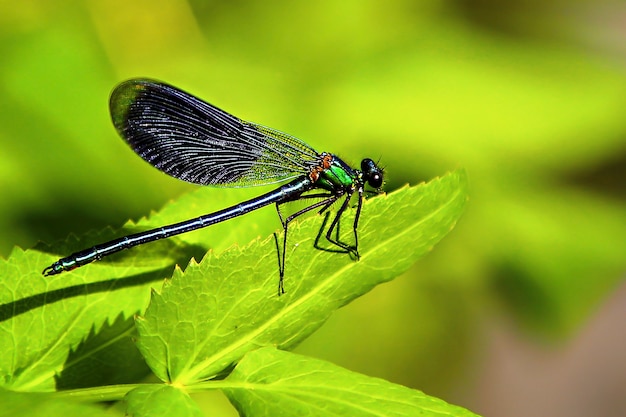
[223,347,479,417]
[135,170,468,384]
[125,384,203,417]
[0,247,157,391]
[0,388,113,417]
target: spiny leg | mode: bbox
[351,188,365,257]
[272,233,284,295]
[313,211,349,255]
[324,190,363,259]
[273,194,337,295]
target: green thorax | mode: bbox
[315,154,358,192]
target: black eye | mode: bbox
[369,172,383,188]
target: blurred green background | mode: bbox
[1,0,625,416]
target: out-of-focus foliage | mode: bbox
[0,0,624,414]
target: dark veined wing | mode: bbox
[109,79,321,187]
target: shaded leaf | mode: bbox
[0,388,112,417]
[0,248,158,391]
[55,314,151,389]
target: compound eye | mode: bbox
[368,172,383,188]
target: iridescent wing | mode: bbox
[110,79,321,187]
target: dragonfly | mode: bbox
[42,79,384,294]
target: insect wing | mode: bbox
[110,79,320,187]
